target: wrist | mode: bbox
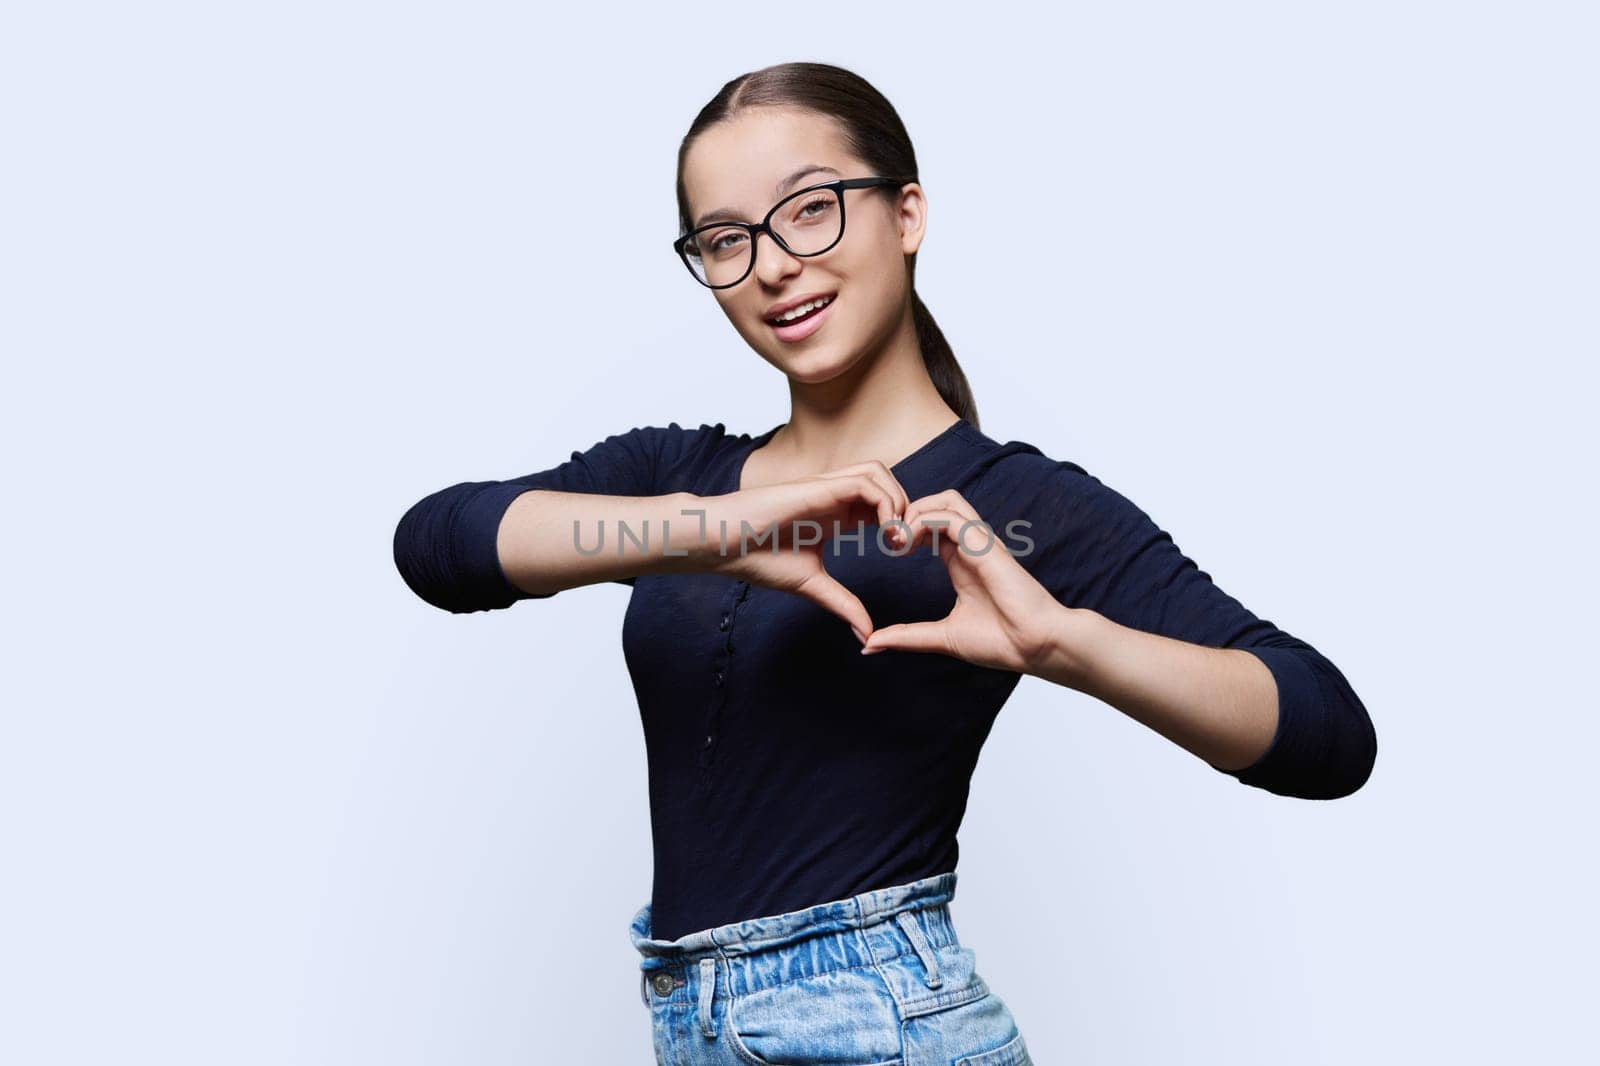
[662,492,732,573]
[1023,604,1106,689]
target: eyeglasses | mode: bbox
[673,176,910,289]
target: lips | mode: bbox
[766,293,836,342]
[769,300,829,326]
[764,292,837,325]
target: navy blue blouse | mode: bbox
[393,418,1376,940]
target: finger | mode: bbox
[903,489,981,531]
[863,459,911,520]
[810,472,898,533]
[902,507,996,556]
[860,620,952,657]
[793,569,876,645]
[849,471,904,533]
[821,464,911,536]
[899,508,952,554]
[907,495,985,553]
[825,460,912,520]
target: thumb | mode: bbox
[794,571,876,646]
[860,620,950,657]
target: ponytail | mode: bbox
[911,290,979,430]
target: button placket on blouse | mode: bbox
[698,580,750,769]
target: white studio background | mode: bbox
[2,3,1593,1064]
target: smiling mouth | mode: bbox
[765,293,836,327]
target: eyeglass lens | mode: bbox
[682,186,843,287]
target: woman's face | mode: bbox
[680,107,926,384]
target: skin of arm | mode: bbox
[1023,605,1280,773]
[498,475,907,637]
[496,489,713,596]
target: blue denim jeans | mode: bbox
[628,871,1032,1066]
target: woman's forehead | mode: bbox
[684,110,855,215]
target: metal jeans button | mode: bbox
[652,972,675,996]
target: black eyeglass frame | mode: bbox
[673,175,914,289]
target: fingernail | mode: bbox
[852,626,866,645]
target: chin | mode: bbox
[769,343,863,384]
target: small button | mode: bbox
[652,972,675,996]
[704,734,714,747]
[713,671,724,686]
[719,616,730,631]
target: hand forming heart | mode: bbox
[699,467,1060,674]
[697,460,911,646]
[859,488,1061,674]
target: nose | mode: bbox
[751,229,802,287]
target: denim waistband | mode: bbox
[628,871,961,1008]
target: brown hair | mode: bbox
[675,62,980,430]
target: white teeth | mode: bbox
[770,295,833,324]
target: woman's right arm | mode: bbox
[394,423,912,636]
[392,424,708,614]
[494,487,708,598]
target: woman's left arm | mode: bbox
[1027,606,1353,793]
[863,466,1377,800]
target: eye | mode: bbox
[706,230,748,254]
[788,195,834,223]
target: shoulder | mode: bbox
[610,420,770,494]
[657,419,749,454]
[947,423,1164,540]
[576,419,742,455]
[946,422,1102,505]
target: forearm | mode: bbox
[497,489,719,596]
[1027,605,1279,772]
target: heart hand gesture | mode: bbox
[696,461,912,645]
[860,489,1061,674]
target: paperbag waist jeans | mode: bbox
[628,871,1032,1066]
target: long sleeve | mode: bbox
[1014,460,1377,800]
[393,423,696,615]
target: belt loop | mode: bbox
[698,956,719,1037]
[640,970,649,1007]
[895,910,943,989]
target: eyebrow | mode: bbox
[692,164,841,230]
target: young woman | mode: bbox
[393,62,1377,1066]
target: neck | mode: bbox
[773,305,961,472]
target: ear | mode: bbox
[895,182,927,256]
